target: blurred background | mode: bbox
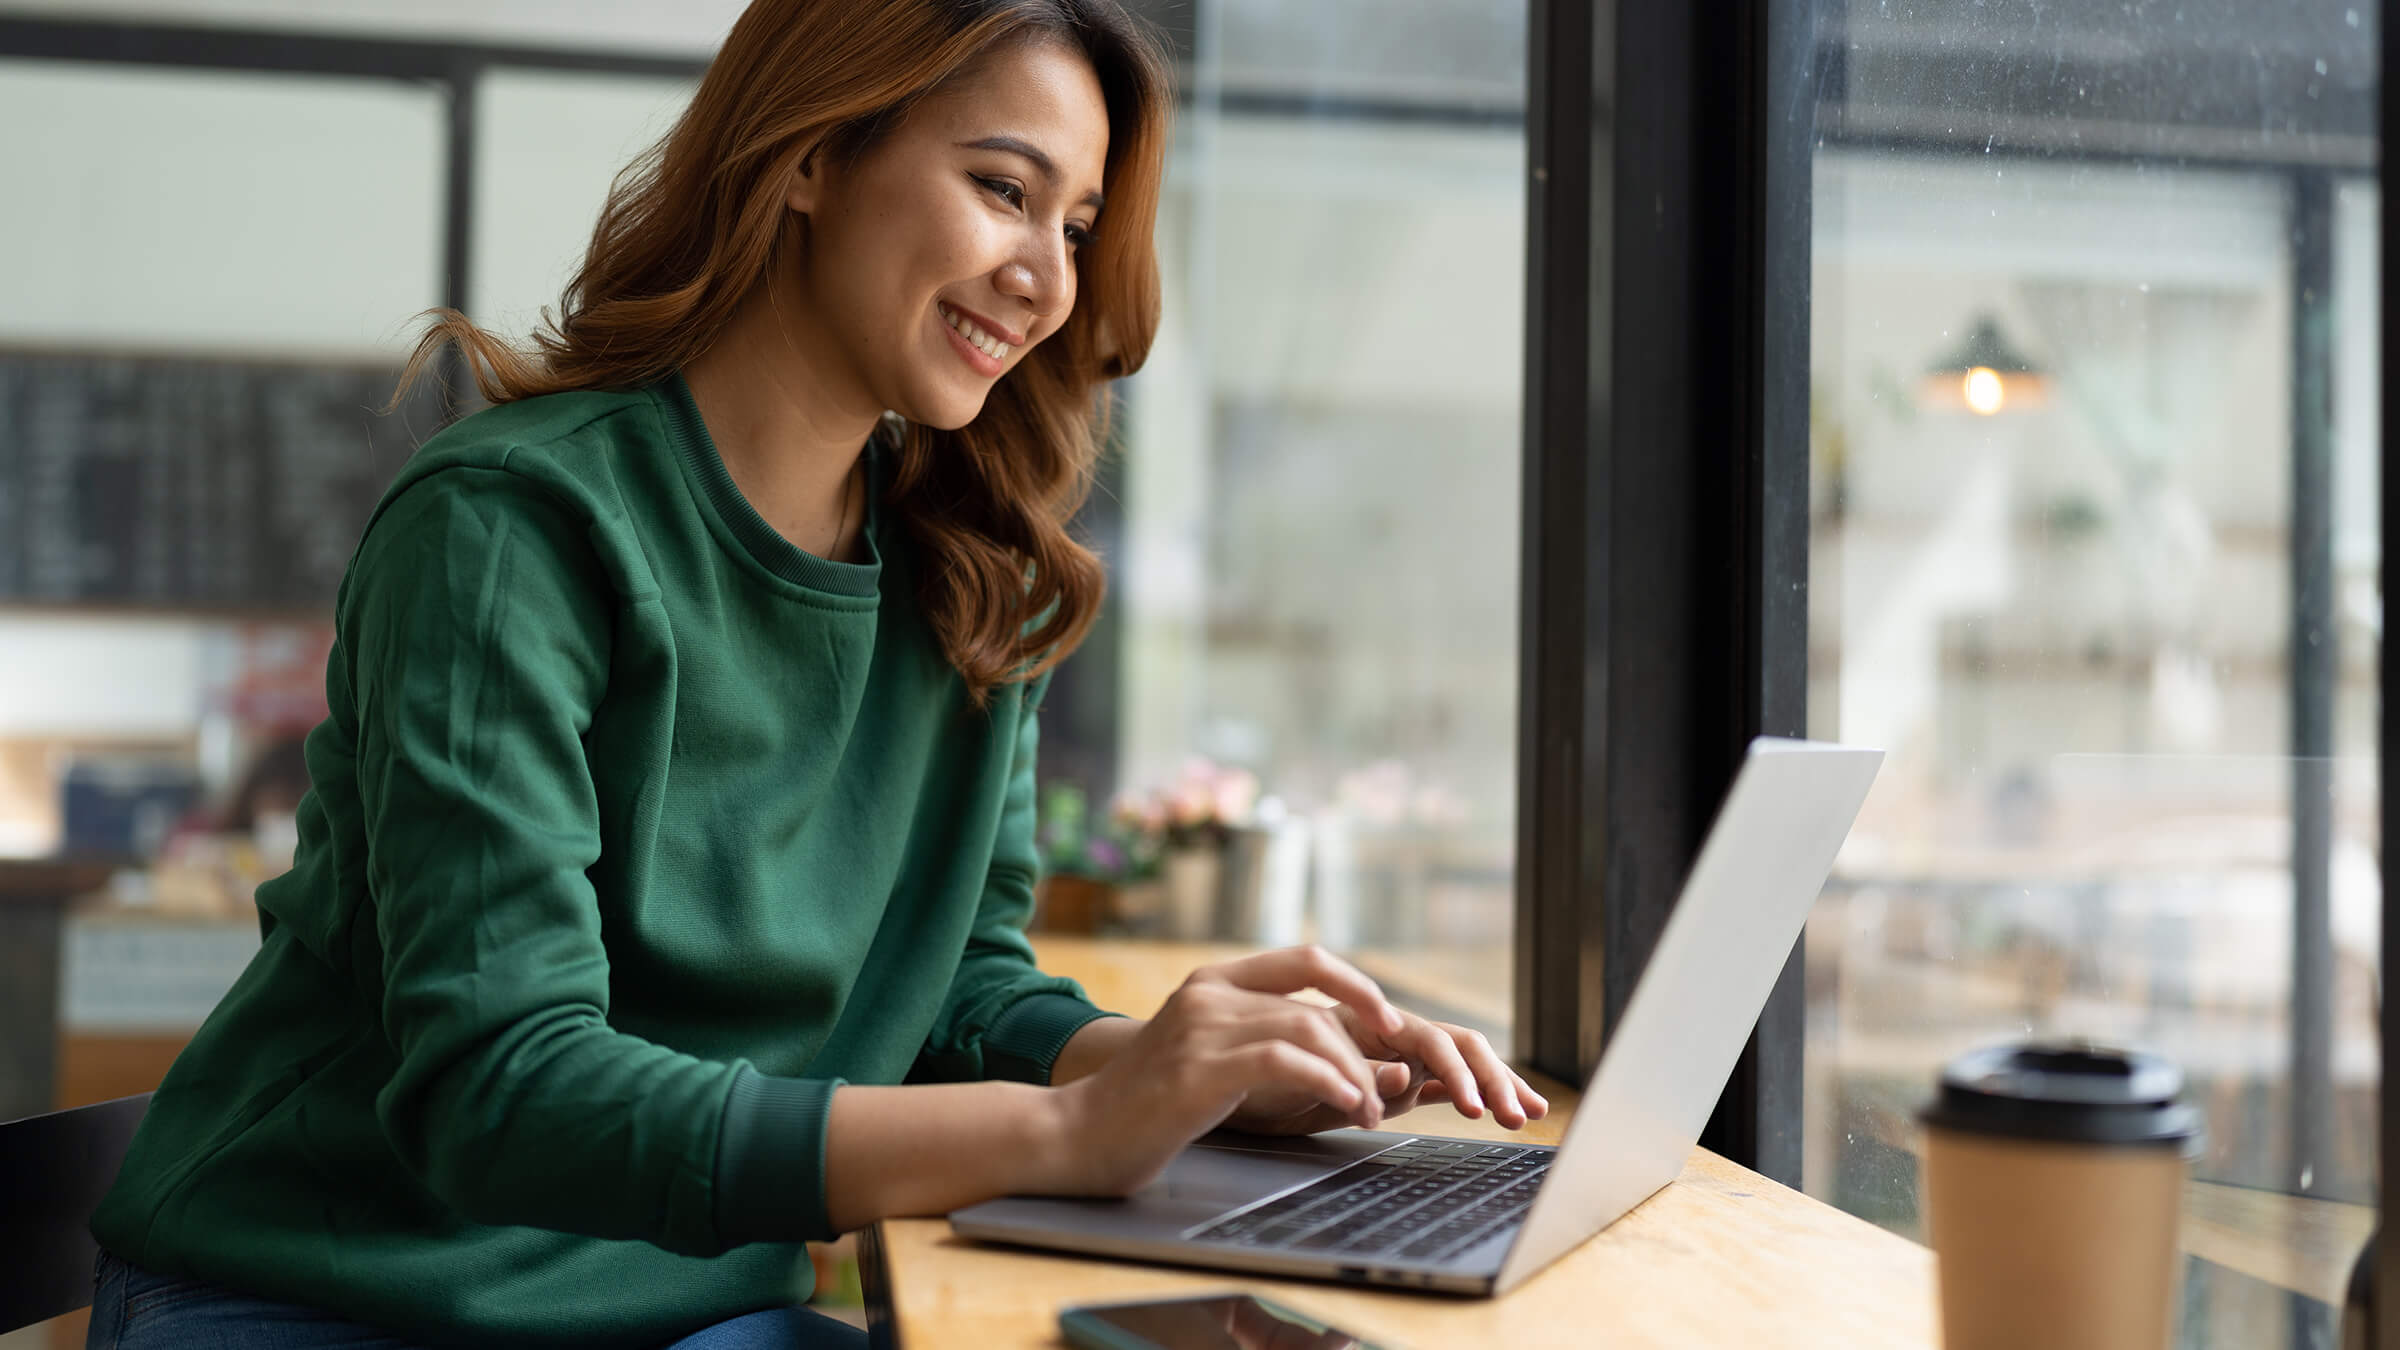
[0,2,2378,1348]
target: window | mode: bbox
[1108,0,1526,1039]
[1799,5,2379,1344]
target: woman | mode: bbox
[87,2,1545,1346]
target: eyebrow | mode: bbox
[958,135,1106,212]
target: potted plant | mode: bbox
[1032,782,1134,934]
[1111,759,1260,940]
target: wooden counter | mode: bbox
[866,937,1939,1349]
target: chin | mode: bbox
[893,387,992,432]
[916,407,984,432]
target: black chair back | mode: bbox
[0,1093,150,1333]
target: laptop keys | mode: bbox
[1190,1143,1552,1263]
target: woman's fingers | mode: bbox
[1387,1016,1488,1119]
[1256,1002,1385,1128]
[1176,951,1563,1138]
[1375,1062,1430,1120]
[1222,1041,1366,1119]
[1515,1072,1552,1119]
[1204,946,1406,1039]
[1376,1017,1554,1130]
[1452,1026,1527,1127]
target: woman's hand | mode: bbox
[1220,1001,1549,1138]
[1040,946,1553,1199]
[1044,946,1415,1197]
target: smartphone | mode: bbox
[1058,1291,1395,1350]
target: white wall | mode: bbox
[471,69,699,342]
[0,59,444,357]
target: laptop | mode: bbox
[951,737,1882,1296]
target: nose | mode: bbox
[996,236,1073,325]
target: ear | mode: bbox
[784,146,826,215]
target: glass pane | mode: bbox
[1102,1,1525,1040]
[1800,4,2379,1346]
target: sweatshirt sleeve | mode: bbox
[912,671,1127,1086]
[350,466,839,1255]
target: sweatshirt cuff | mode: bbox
[713,1067,845,1247]
[983,993,1127,1085]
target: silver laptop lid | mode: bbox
[1494,737,1881,1292]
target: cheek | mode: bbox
[905,187,1003,274]
[812,217,902,321]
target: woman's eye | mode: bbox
[1066,223,1097,249]
[974,174,1025,210]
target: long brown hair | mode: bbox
[394,0,1171,703]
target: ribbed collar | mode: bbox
[651,369,884,599]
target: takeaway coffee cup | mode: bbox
[1917,1041,2203,1350]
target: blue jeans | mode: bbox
[86,1249,869,1350]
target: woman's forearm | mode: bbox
[821,1081,1077,1233]
[1051,1013,1146,1086]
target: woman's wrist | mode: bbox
[1050,1013,1145,1086]
[822,1079,1084,1231]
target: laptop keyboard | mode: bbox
[1188,1139,1551,1265]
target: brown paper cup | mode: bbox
[1918,1042,2201,1350]
[1921,1126,2187,1350]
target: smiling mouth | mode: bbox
[938,301,1014,362]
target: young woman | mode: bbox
[86,2,1545,1346]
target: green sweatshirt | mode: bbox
[90,373,1120,1348]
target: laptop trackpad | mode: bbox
[1147,1130,1397,1214]
[948,1130,1408,1247]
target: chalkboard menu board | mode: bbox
[0,351,448,612]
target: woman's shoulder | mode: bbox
[350,385,673,607]
[401,384,662,487]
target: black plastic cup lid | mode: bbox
[1919,1041,2204,1149]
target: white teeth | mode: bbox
[941,302,1010,363]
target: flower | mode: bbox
[1114,757,1263,853]
[1213,768,1261,825]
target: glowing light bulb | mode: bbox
[1962,367,2006,416]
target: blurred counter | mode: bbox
[0,858,262,1118]
[0,858,121,1119]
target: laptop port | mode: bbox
[1336,1266,1369,1283]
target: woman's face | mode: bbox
[789,37,1110,430]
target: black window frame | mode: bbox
[1514,0,1816,1180]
